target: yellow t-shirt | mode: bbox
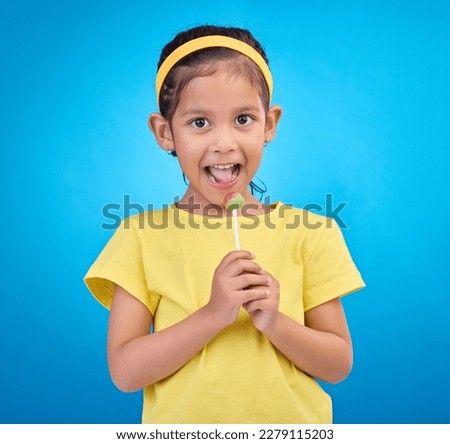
[84,202,365,424]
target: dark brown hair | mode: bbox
[157,25,271,120]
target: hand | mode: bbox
[205,250,271,329]
[243,268,280,332]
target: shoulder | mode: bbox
[273,202,344,258]
[120,206,172,229]
[109,207,175,242]
[274,201,333,232]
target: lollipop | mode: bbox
[224,192,245,250]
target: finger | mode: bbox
[240,288,270,304]
[258,269,278,290]
[227,258,263,277]
[243,298,269,313]
[235,273,271,290]
[217,250,256,270]
[259,268,275,280]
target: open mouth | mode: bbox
[205,163,241,185]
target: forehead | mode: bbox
[177,67,264,112]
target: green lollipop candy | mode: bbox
[224,192,245,211]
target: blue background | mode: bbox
[1,0,449,423]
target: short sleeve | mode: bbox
[303,217,365,312]
[84,217,160,314]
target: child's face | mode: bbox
[168,67,274,209]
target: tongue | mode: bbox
[210,167,233,184]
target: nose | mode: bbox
[211,130,236,152]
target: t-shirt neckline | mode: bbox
[169,201,283,225]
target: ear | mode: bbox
[264,105,283,143]
[148,113,175,151]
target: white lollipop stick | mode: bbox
[224,192,245,251]
[232,209,240,250]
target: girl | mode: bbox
[85,25,365,424]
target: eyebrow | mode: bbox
[180,105,262,118]
[180,109,208,117]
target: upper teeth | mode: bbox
[210,163,236,169]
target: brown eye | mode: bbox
[191,118,209,128]
[235,115,253,125]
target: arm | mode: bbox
[107,251,270,392]
[107,285,220,392]
[244,272,353,384]
[264,299,352,384]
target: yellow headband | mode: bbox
[155,35,273,105]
